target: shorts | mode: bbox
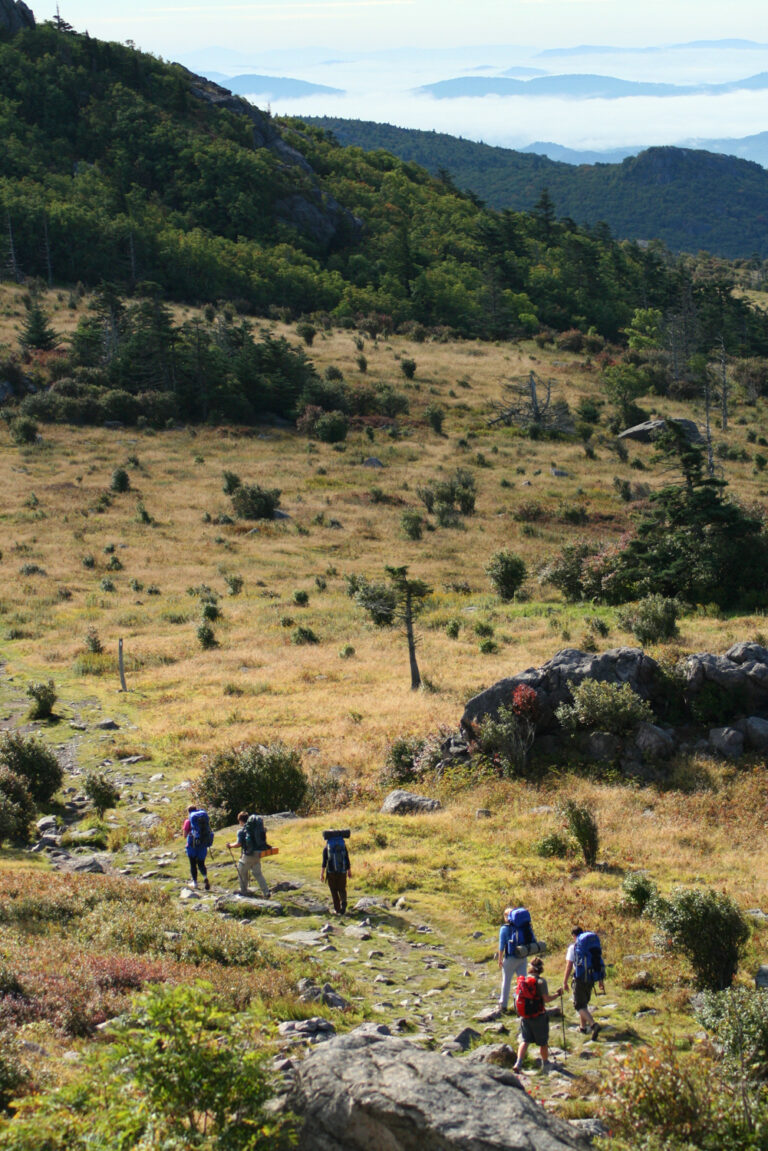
[520,1013,550,1046]
[573,978,593,1011]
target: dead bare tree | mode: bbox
[488,370,573,434]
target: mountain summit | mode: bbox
[0,0,35,34]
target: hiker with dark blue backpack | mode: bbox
[321,829,351,915]
[183,805,214,890]
[563,925,606,1039]
[497,905,543,1012]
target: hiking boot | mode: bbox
[512,1063,523,1074]
[188,880,197,889]
[591,1022,601,1040]
[204,877,210,891]
[578,1026,589,1034]
[540,1060,553,1073]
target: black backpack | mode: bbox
[243,814,267,854]
[326,835,347,873]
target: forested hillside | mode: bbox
[306,116,768,260]
[1,19,765,351]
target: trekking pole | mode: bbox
[559,989,567,1054]
[227,845,239,877]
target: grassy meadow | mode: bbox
[2,281,768,1135]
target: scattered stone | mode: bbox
[149,772,165,782]
[708,726,744,759]
[381,790,442,815]
[278,1017,336,1043]
[362,457,384,468]
[123,843,142,856]
[272,880,303,893]
[64,856,104,874]
[281,931,328,947]
[475,1006,503,1024]
[353,897,389,912]
[374,974,394,985]
[35,815,58,834]
[395,897,408,910]
[215,895,283,917]
[344,924,372,940]
[464,1043,517,1068]
[755,966,768,989]
[287,1032,582,1150]
[368,949,385,959]
[350,1022,392,1037]
[446,1027,481,1051]
[476,808,492,819]
[568,1118,609,1143]
[625,971,655,991]
[635,722,674,759]
[96,718,120,730]
[743,716,768,751]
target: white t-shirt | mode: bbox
[566,943,575,962]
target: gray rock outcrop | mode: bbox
[618,417,703,444]
[287,1031,584,1150]
[381,790,442,815]
[462,647,662,733]
[0,0,34,34]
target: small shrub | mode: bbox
[534,832,570,859]
[292,590,309,606]
[555,679,654,735]
[82,554,95,569]
[135,501,153,524]
[100,577,115,593]
[84,626,102,653]
[291,625,318,645]
[0,732,63,804]
[110,468,130,493]
[0,766,36,844]
[314,576,327,592]
[26,680,57,720]
[476,703,535,776]
[445,618,460,639]
[425,403,444,433]
[618,595,679,645]
[106,554,123,571]
[694,986,768,1080]
[400,358,417,380]
[296,321,316,346]
[560,799,599,866]
[222,470,241,495]
[486,549,526,601]
[9,416,38,445]
[383,736,422,785]
[197,621,217,649]
[479,637,498,654]
[474,621,494,638]
[224,573,243,596]
[401,509,423,540]
[200,601,221,622]
[196,743,308,822]
[339,643,355,659]
[620,870,658,915]
[83,771,120,817]
[230,483,280,520]
[356,353,368,373]
[647,886,750,990]
[314,410,348,443]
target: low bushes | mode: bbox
[555,679,654,735]
[196,743,308,824]
[647,886,750,990]
[0,731,63,804]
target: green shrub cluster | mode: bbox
[618,595,680,645]
[647,886,750,990]
[196,743,308,823]
[0,732,63,805]
[26,680,57,720]
[555,679,654,735]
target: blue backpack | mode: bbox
[506,907,535,956]
[326,835,348,873]
[189,809,214,850]
[573,931,605,984]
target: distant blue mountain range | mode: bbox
[418,71,768,100]
[201,71,343,98]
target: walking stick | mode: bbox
[559,989,567,1054]
[227,844,239,877]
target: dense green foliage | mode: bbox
[196,742,308,824]
[0,731,63,804]
[307,116,768,260]
[648,886,750,990]
[0,21,748,348]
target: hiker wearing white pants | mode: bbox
[497,905,528,1010]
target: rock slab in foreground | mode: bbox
[287,1031,584,1150]
[381,790,442,815]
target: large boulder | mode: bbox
[618,417,703,444]
[381,790,442,815]
[0,0,34,33]
[680,644,768,715]
[286,1031,584,1150]
[462,647,663,733]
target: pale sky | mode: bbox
[48,0,768,58]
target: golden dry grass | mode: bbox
[2,285,768,784]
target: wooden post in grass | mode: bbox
[118,638,127,692]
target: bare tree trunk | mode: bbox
[719,336,728,431]
[704,367,714,477]
[6,214,20,282]
[42,214,53,287]
[404,587,421,690]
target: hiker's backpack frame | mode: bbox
[505,907,535,956]
[189,809,214,850]
[573,931,606,984]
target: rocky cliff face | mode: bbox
[0,0,35,33]
[187,71,361,251]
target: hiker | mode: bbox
[513,955,562,1074]
[498,905,537,1011]
[563,925,606,1039]
[227,811,271,898]
[321,830,351,915]
[183,805,213,890]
